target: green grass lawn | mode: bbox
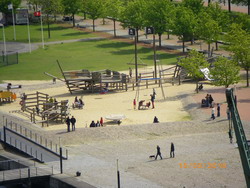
[0,39,179,80]
[1,23,96,43]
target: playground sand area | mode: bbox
[0,79,192,130]
[0,79,247,187]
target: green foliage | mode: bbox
[179,49,209,81]
[171,6,197,52]
[61,0,80,15]
[210,56,240,88]
[206,2,230,31]
[120,0,146,30]
[105,0,122,20]
[85,0,104,20]
[143,0,174,35]
[0,0,21,14]
[224,23,250,86]
[182,0,204,15]
[230,12,250,32]
[0,40,178,80]
[196,11,221,53]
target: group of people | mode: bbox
[211,103,221,120]
[90,117,104,127]
[205,94,214,108]
[73,96,84,109]
[66,116,76,132]
[133,89,156,110]
[155,143,175,160]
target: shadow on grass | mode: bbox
[96,41,131,48]
[62,32,90,37]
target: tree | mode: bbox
[61,0,81,27]
[84,0,104,32]
[143,0,175,47]
[206,2,230,32]
[120,0,146,42]
[105,0,122,37]
[224,23,250,87]
[210,56,240,88]
[182,0,204,15]
[179,49,209,92]
[171,6,197,52]
[0,0,21,14]
[37,0,62,38]
[196,11,221,57]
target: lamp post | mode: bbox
[0,24,7,56]
[129,28,138,83]
[8,4,16,41]
[146,27,157,79]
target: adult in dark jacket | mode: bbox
[170,142,175,158]
[90,121,96,127]
[71,116,76,131]
[155,145,162,160]
[66,116,71,132]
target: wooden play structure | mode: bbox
[11,91,70,127]
[56,61,128,94]
[0,91,16,104]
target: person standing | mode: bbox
[100,117,103,126]
[211,107,215,120]
[217,103,221,117]
[66,116,71,132]
[133,99,136,110]
[228,129,233,143]
[150,94,155,109]
[155,145,162,160]
[209,94,214,108]
[170,142,175,158]
[227,107,230,120]
[129,67,132,78]
[71,116,76,131]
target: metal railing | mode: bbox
[1,119,68,160]
[0,166,54,182]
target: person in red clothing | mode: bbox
[100,117,103,126]
[133,99,136,110]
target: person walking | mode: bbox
[217,103,221,117]
[66,116,71,132]
[71,116,76,131]
[150,94,155,109]
[211,107,215,120]
[155,145,162,160]
[170,142,175,158]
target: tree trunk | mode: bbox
[113,19,116,37]
[182,39,185,53]
[196,81,199,93]
[208,43,211,57]
[93,19,95,32]
[228,0,231,12]
[72,14,75,27]
[84,12,86,20]
[167,32,170,39]
[136,28,139,42]
[47,14,50,39]
[158,33,162,47]
[248,0,250,15]
[247,69,249,87]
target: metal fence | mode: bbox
[0,166,54,182]
[1,119,68,162]
[0,51,18,67]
